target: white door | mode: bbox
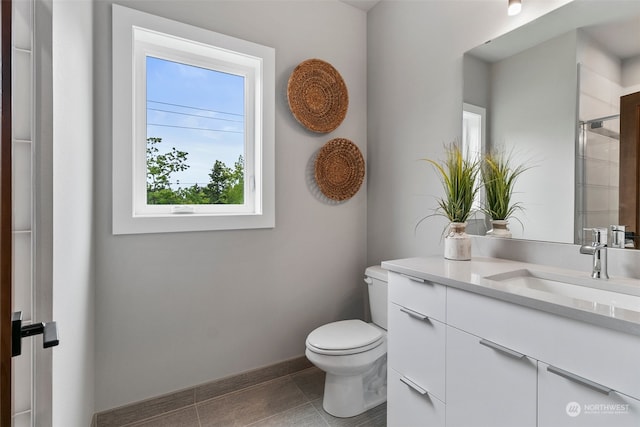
[11,0,54,425]
[12,0,35,424]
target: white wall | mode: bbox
[491,31,578,242]
[622,54,640,94]
[463,54,491,112]
[366,0,574,265]
[93,0,367,411]
[51,0,95,425]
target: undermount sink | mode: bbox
[484,269,640,312]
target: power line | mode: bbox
[148,99,244,117]
[148,107,244,123]
[148,123,244,134]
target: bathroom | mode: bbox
[4,0,640,425]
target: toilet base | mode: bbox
[322,354,387,418]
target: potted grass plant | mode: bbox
[420,143,480,260]
[481,151,528,238]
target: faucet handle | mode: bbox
[583,227,607,246]
[610,225,626,248]
[592,227,607,246]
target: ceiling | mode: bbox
[339,1,639,60]
[582,15,640,60]
[340,0,380,12]
[467,1,640,63]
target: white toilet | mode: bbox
[305,266,388,418]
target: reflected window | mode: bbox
[462,103,486,213]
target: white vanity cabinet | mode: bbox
[387,272,446,427]
[385,261,640,427]
[446,325,537,427]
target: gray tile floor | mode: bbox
[123,367,387,427]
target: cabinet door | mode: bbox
[539,362,640,426]
[446,326,537,427]
[388,368,445,427]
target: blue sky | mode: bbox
[146,56,245,189]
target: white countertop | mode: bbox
[381,256,640,336]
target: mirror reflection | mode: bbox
[463,1,640,248]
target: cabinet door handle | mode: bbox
[400,307,429,321]
[547,365,611,395]
[479,339,525,359]
[400,375,428,395]
[401,273,425,284]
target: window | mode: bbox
[112,5,275,234]
[462,103,486,214]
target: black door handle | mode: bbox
[12,311,59,357]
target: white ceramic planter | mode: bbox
[486,220,512,238]
[444,222,471,260]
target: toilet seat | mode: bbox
[306,320,384,356]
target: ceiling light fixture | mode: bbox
[508,0,522,16]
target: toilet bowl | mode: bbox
[304,266,388,418]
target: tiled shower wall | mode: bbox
[577,64,621,242]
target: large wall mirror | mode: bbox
[463,1,640,248]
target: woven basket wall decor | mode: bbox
[314,138,365,201]
[287,59,348,133]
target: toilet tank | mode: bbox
[364,266,388,330]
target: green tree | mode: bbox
[146,137,189,203]
[147,136,244,205]
[177,184,210,204]
[205,160,230,204]
[204,155,244,204]
[225,155,244,204]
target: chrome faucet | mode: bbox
[610,225,626,248]
[580,228,609,279]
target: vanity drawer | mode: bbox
[447,286,640,400]
[388,271,446,322]
[388,367,445,427]
[387,301,446,401]
[538,361,640,427]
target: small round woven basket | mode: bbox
[314,138,365,201]
[287,59,348,133]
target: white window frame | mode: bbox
[112,5,275,234]
[462,103,486,214]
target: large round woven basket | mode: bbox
[287,59,348,133]
[314,138,365,201]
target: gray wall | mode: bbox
[463,54,491,112]
[623,54,640,93]
[93,0,368,411]
[490,31,578,242]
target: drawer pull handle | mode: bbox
[400,307,429,321]
[401,273,426,284]
[479,339,525,359]
[400,376,428,395]
[547,365,611,395]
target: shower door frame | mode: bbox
[620,91,640,247]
